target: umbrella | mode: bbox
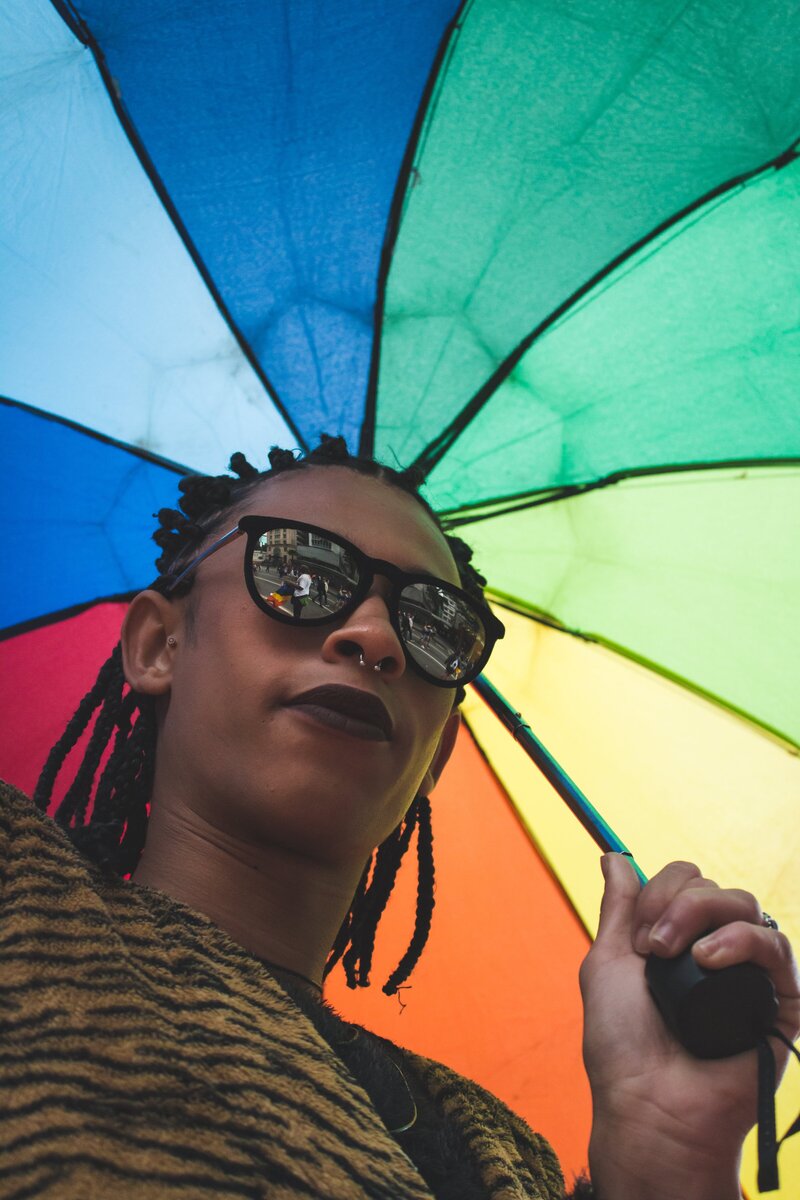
[1,1,799,1192]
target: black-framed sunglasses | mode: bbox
[166,516,505,688]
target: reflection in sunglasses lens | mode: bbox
[399,584,485,683]
[251,528,360,620]
[249,526,485,683]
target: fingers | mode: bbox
[694,924,800,1028]
[630,860,711,953]
[696,923,800,1045]
[596,858,798,1019]
[590,853,643,956]
[632,861,763,959]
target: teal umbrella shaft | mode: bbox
[472,675,647,885]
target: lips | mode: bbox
[285,685,394,742]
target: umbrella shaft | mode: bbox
[472,675,647,885]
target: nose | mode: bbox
[320,588,406,679]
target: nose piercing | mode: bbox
[358,653,383,672]
[359,654,366,667]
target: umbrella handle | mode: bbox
[472,675,779,1059]
[645,948,778,1059]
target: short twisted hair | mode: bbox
[35,436,486,994]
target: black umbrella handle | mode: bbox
[645,947,778,1059]
[472,674,779,1059]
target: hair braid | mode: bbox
[34,646,123,814]
[56,659,126,827]
[331,796,430,992]
[323,860,371,981]
[112,698,157,875]
[349,804,419,985]
[382,795,435,996]
[70,697,155,874]
[38,437,485,990]
[92,688,140,819]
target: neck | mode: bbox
[132,793,364,988]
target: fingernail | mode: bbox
[650,920,675,950]
[633,925,652,955]
[600,852,620,881]
[694,932,722,960]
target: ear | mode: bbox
[120,590,182,696]
[420,708,461,796]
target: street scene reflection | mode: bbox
[251,527,486,681]
[398,581,485,682]
[252,525,354,622]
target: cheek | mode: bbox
[171,610,278,735]
[398,694,455,785]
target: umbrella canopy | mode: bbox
[1,1,798,1192]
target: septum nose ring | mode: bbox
[358,654,383,672]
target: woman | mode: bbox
[3,438,798,1199]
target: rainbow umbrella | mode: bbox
[2,1,799,1193]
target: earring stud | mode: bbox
[167,636,177,647]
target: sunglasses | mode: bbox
[166,516,505,688]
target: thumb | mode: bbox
[594,853,642,955]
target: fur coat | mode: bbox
[0,781,592,1198]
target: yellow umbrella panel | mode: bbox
[460,608,800,1199]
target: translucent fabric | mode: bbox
[2,2,798,1193]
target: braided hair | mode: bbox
[34,435,487,995]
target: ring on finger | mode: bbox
[761,911,779,931]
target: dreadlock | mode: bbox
[34,435,486,994]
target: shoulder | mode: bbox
[0,777,108,893]
[0,778,52,844]
[392,1041,566,1200]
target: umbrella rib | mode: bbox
[438,457,800,526]
[483,593,800,755]
[0,395,190,477]
[359,0,469,457]
[0,594,137,644]
[47,0,308,455]
[409,136,800,481]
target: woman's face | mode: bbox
[145,467,462,866]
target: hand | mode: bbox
[579,855,800,1200]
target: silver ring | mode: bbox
[358,653,383,672]
[761,911,779,931]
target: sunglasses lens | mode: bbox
[399,583,487,683]
[250,527,360,620]
[248,526,489,684]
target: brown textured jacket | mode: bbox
[0,780,584,1198]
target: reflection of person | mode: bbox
[291,570,312,618]
[315,575,327,605]
[6,437,798,1198]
